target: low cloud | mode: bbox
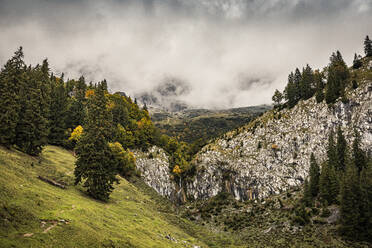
[0,0,371,108]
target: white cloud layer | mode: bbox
[0,0,371,108]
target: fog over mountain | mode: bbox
[0,0,371,108]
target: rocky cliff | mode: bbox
[186,80,371,201]
[134,146,176,199]
[135,63,372,202]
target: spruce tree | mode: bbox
[359,161,372,240]
[325,51,350,104]
[48,75,69,145]
[272,89,283,107]
[364,35,372,57]
[74,82,118,201]
[66,76,87,129]
[293,68,302,102]
[339,160,361,239]
[336,126,347,172]
[352,53,363,69]
[15,65,49,155]
[303,179,312,206]
[319,131,339,204]
[309,153,320,197]
[314,70,325,103]
[352,129,367,172]
[284,72,297,108]
[0,47,24,147]
[300,64,315,100]
[319,161,339,205]
[327,130,337,169]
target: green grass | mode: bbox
[0,145,211,248]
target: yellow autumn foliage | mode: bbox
[85,89,95,98]
[69,125,84,142]
[173,165,182,175]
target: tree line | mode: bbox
[272,35,372,108]
[0,47,195,201]
[301,128,371,241]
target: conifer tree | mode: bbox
[352,129,367,172]
[336,126,347,172]
[325,51,350,104]
[364,35,372,57]
[339,160,361,239]
[300,64,315,100]
[15,65,49,155]
[309,153,320,197]
[0,47,24,147]
[319,131,339,204]
[48,75,69,145]
[359,161,372,240]
[284,72,297,108]
[293,68,302,101]
[16,65,48,155]
[74,82,118,201]
[272,89,283,107]
[67,76,87,129]
[303,179,312,206]
[314,70,325,103]
[352,53,363,69]
[319,161,339,205]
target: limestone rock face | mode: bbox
[135,82,371,202]
[134,146,176,198]
[186,83,371,201]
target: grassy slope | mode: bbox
[0,145,213,248]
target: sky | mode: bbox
[0,0,371,109]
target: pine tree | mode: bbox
[319,161,339,204]
[359,161,372,240]
[300,64,315,100]
[314,70,325,103]
[339,160,361,239]
[364,35,372,57]
[74,82,118,201]
[336,126,347,172]
[48,75,69,145]
[309,153,320,197]
[325,51,350,104]
[66,76,87,129]
[284,72,297,108]
[319,131,339,204]
[303,179,312,206]
[293,68,302,102]
[327,130,337,169]
[272,89,283,107]
[352,53,363,69]
[15,64,49,155]
[352,129,367,173]
[0,47,24,147]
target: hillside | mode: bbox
[0,145,234,248]
[184,57,372,201]
[133,57,372,202]
[151,105,271,144]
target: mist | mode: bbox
[0,0,371,109]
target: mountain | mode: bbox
[151,105,271,144]
[135,57,372,202]
[135,77,190,112]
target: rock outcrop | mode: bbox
[186,82,371,201]
[135,76,371,202]
[134,146,176,198]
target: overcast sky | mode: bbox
[0,0,371,109]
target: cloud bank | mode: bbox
[0,0,371,108]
